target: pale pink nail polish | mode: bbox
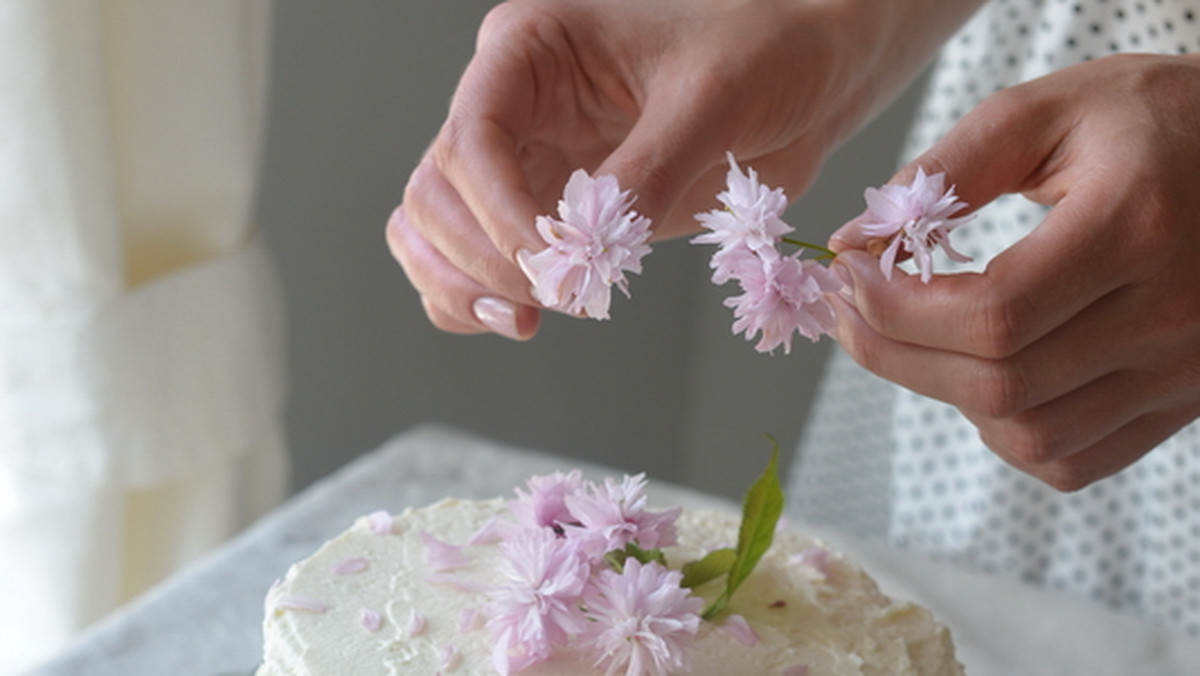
[472,296,522,340]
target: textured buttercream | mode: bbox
[258,498,962,675]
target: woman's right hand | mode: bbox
[388,0,981,339]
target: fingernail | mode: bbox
[473,296,523,340]
[831,262,855,304]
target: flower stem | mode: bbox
[781,237,837,260]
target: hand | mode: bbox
[387,0,979,339]
[829,53,1200,491]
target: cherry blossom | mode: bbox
[518,169,653,319]
[693,154,841,352]
[508,470,584,532]
[581,559,703,676]
[857,167,973,282]
[724,252,841,354]
[486,528,590,674]
[565,474,680,557]
[692,152,792,284]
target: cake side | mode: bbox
[257,497,962,676]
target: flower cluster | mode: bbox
[484,472,702,676]
[856,166,973,282]
[518,169,653,320]
[692,153,841,354]
[520,157,972,357]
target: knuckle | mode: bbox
[984,415,1063,467]
[966,291,1035,359]
[973,85,1041,134]
[1038,464,1095,493]
[967,360,1031,419]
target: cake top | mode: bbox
[261,447,963,676]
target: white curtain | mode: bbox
[0,1,288,671]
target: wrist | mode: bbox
[793,0,986,144]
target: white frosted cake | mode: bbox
[257,472,962,676]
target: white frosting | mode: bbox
[258,498,962,676]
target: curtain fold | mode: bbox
[0,2,286,671]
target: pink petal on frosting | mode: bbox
[361,608,383,633]
[466,516,507,546]
[722,613,759,646]
[275,596,327,615]
[366,510,393,535]
[782,665,810,676]
[459,607,485,633]
[791,546,831,579]
[406,608,426,637]
[331,556,369,575]
[422,531,470,571]
[427,571,485,593]
[439,644,462,672]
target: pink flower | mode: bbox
[565,474,680,557]
[724,252,841,354]
[692,153,792,284]
[509,470,585,532]
[518,170,653,320]
[581,559,703,676]
[486,528,591,674]
[857,167,973,282]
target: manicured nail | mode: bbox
[472,296,523,340]
[831,262,855,304]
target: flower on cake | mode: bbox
[518,169,653,320]
[508,470,584,532]
[856,166,973,282]
[483,472,700,676]
[487,528,591,674]
[581,559,704,676]
[692,153,841,353]
[564,473,680,557]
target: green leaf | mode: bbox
[680,547,735,589]
[702,437,785,620]
[604,541,667,572]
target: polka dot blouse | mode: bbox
[788,0,1200,635]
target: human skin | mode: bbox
[828,52,1200,491]
[387,0,984,339]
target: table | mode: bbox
[28,424,1200,676]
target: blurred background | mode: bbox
[258,0,925,501]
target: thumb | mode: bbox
[829,92,1067,251]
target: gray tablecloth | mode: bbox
[28,424,1200,676]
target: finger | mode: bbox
[833,260,1157,411]
[833,183,1130,360]
[829,84,1067,250]
[386,206,540,340]
[963,368,1159,468]
[430,33,551,266]
[403,154,538,306]
[987,409,1191,492]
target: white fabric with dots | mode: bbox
[788,0,1200,635]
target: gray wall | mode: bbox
[257,1,925,501]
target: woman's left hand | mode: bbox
[829,52,1200,491]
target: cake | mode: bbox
[257,470,963,676]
